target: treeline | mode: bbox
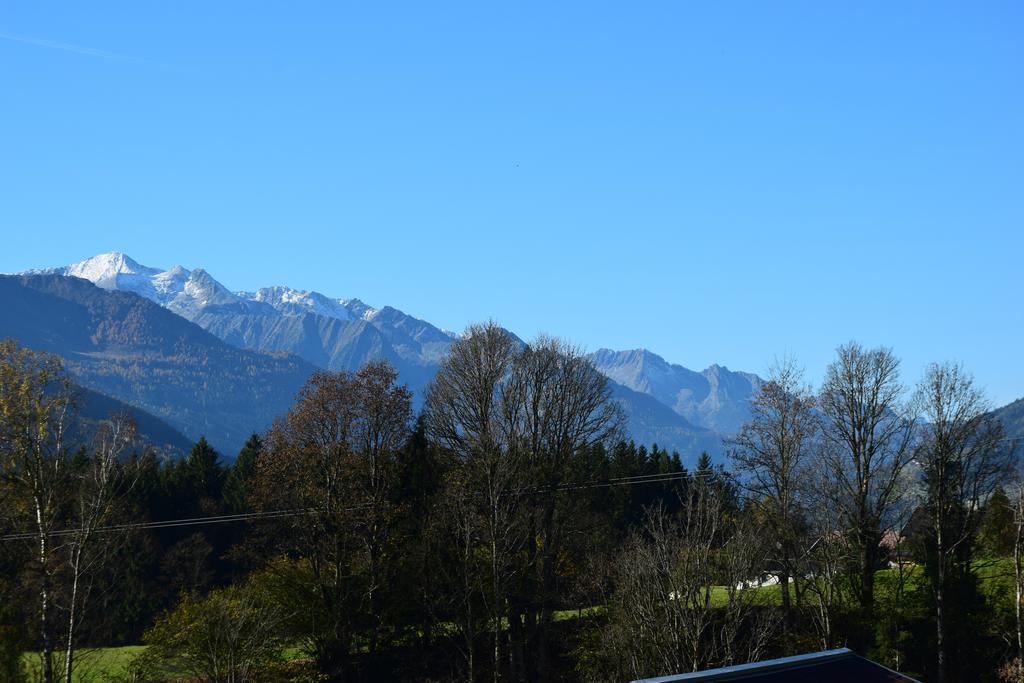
[0,329,1020,682]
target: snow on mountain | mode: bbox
[244,286,378,322]
[164,268,241,315]
[151,265,191,302]
[341,298,378,321]
[28,251,161,293]
[64,252,160,286]
[33,253,378,324]
[24,253,447,384]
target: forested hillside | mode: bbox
[0,275,316,454]
[73,385,193,456]
[993,397,1024,440]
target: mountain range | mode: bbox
[588,349,762,436]
[29,253,455,399]
[10,252,1018,463]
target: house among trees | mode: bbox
[630,648,919,682]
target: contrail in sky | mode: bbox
[0,31,127,60]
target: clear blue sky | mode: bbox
[2,2,1022,405]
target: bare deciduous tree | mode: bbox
[350,362,414,655]
[425,325,622,682]
[61,411,140,683]
[425,322,524,683]
[502,335,622,680]
[913,362,1013,683]
[798,509,852,650]
[588,483,774,682]
[729,357,817,641]
[818,342,915,628]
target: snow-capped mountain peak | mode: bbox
[23,253,239,314]
[46,251,160,289]
[23,253,383,324]
[246,286,363,322]
[180,268,235,307]
[151,265,191,300]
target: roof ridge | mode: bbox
[629,648,919,683]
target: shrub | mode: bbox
[131,581,287,683]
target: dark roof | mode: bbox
[631,648,919,683]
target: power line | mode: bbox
[528,469,720,494]
[0,469,721,542]
[0,508,327,542]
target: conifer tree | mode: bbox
[224,434,262,513]
[185,437,224,503]
[978,485,1016,557]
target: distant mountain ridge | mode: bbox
[30,253,452,399]
[589,348,762,435]
[992,398,1024,457]
[30,252,379,323]
[13,252,773,462]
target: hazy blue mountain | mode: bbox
[589,348,762,435]
[993,397,1024,433]
[73,384,194,457]
[992,397,1024,460]
[0,274,316,456]
[610,382,726,464]
[20,252,774,460]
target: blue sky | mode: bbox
[2,2,1022,404]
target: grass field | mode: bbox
[21,645,145,683]
[20,644,318,682]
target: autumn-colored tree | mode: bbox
[134,579,287,683]
[249,361,411,678]
[0,339,75,683]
